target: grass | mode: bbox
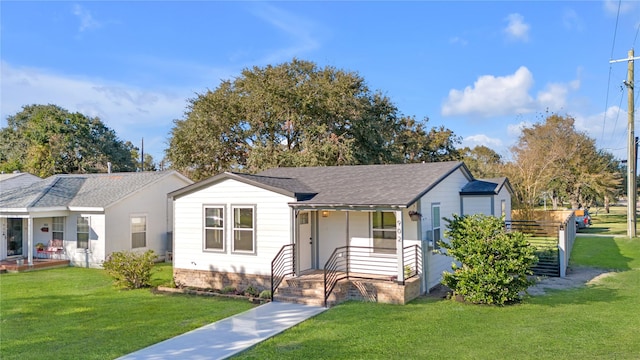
[579,205,628,235]
[234,213,640,359]
[0,262,255,360]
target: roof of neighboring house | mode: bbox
[172,161,473,208]
[0,172,42,192]
[460,177,513,195]
[0,171,191,211]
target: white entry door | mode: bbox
[298,212,312,271]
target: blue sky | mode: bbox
[1,1,637,164]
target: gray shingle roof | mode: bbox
[258,161,469,207]
[1,171,182,210]
[460,177,509,195]
[0,172,42,192]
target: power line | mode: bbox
[603,0,623,143]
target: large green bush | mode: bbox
[438,214,537,305]
[102,250,157,289]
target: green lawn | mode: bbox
[235,236,640,359]
[579,205,628,235]
[0,263,255,360]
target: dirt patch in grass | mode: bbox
[425,266,617,299]
[526,266,616,296]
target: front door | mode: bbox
[7,218,23,257]
[299,212,312,271]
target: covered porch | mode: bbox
[0,257,70,273]
[273,206,427,306]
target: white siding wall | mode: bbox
[348,211,369,247]
[174,179,294,275]
[419,168,469,290]
[65,213,106,268]
[495,187,512,221]
[317,211,348,267]
[105,174,190,258]
[33,218,51,249]
[462,196,493,216]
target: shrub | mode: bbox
[244,285,260,297]
[221,286,236,294]
[438,214,537,305]
[102,250,157,289]
[259,290,272,299]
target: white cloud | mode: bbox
[0,61,189,160]
[72,4,101,32]
[463,134,503,148]
[507,121,532,138]
[603,0,636,16]
[441,66,535,117]
[442,67,579,118]
[573,106,628,160]
[562,9,585,31]
[504,13,530,42]
[249,3,322,64]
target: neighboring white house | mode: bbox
[170,161,513,305]
[0,171,193,267]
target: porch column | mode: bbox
[27,216,33,266]
[395,210,404,284]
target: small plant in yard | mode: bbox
[244,285,260,297]
[259,290,272,299]
[221,285,236,294]
[438,214,538,305]
[102,250,157,289]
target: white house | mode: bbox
[0,171,192,268]
[169,161,512,306]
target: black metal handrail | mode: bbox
[323,245,422,307]
[271,244,295,300]
[403,244,421,281]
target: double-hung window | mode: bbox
[77,216,89,249]
[232,206,255,253]
[52,217,64,241]
[372,211,396,254]
[431,204,441,249]
[204,206,224,251]
[131,216,147,248]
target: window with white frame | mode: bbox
[204,206,224,251]
[232,206,255,253]
[52,217,64,241]
[501,199,506,217]
[372,211,396,254]
[77,216,89,249]
[432,204,441,249]
[131,216,147,248]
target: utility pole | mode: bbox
[611,49,638,238]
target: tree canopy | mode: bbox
[504,114,622,210]
[0,104,139,177]
[166,59,461,180]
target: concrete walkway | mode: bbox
[118,302,327,360]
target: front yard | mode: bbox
[0,263,255,360]
[234,233,640,358]
[2,206,638,359]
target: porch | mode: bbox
[272,244,423,307]
[0,257,70,273]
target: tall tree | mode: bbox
[167,59,460,180]
[460,145,503,179]
[0,104,137,177]
[506,114,621,210]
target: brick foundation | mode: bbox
[331,276,421,305]
[173,268,271,292]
